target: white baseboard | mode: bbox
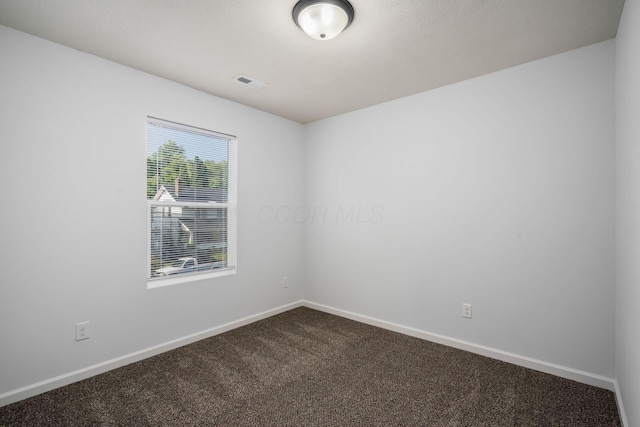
[0,301,303,408]
[614,380,629,427]
[302,300,616,392]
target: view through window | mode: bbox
[146,117,237,285]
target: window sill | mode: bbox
[147,268,236,289]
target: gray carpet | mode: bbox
[0,307,620,426]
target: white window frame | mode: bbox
[146,117,237,289]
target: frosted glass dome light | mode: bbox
[293,0,354,41]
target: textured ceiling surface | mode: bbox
[0,0,625,123]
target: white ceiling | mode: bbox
[0,0,625,123]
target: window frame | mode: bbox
[146,117,237,289]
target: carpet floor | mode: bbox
[0,307,620,426]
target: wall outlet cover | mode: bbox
[462,303,472,319]
[76,321,90,341]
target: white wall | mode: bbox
[0,25,305,397]
[615,0,640,424]
[304,41,615,378]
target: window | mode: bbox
[146,117,237,287]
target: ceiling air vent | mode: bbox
[233,74,268,89]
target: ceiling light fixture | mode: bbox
[292,0,354,41]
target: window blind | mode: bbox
[146,117,237,282]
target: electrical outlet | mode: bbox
[76,321,90,341]
[282,276,289,288]
[462,303,472,319]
